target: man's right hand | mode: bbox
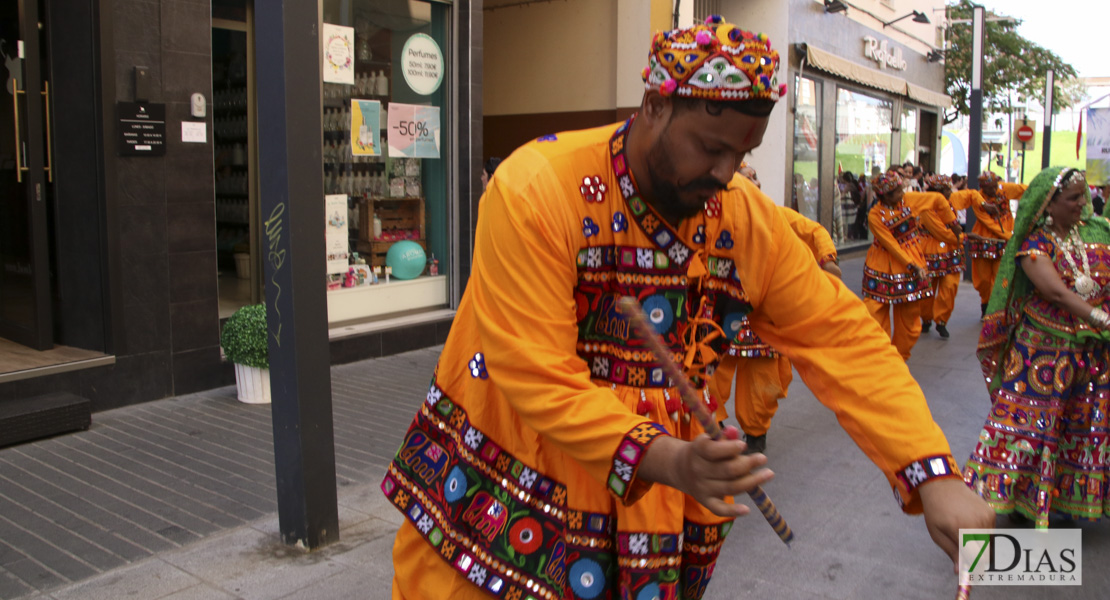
[637,434,775,517]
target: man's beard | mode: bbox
[644,130,730,224]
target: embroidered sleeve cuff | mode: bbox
[1015,248,1050,260]
[892,454,962,514]
[610,422,669,505]
[818,253,839,267]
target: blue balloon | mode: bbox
[385,240,426,280]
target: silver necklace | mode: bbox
[1048,226,1096,300]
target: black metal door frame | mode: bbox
[1,0,53,350]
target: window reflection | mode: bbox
[834,88,892,246]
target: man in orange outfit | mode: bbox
[862,172,957,360]
[918,174,965,339]
[710,200,840,455]
[384,16,992,600]
[966,172,1014,318]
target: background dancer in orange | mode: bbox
[918,174,965,339]
[966,172,1014,318]
[862,172,956,360]
[710,197,840,454]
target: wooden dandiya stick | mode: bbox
[956,584,971,599]
[617,296,794,546]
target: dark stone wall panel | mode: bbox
[167,204,216,254]
[168,250,218,302]
[170,300,219,353]
[172,346,234,395]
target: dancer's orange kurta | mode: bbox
[862,192,953,359]
[386,121,960,600]
[961,188,1014,305]
[917,194,964,325]
[709,207,836,436]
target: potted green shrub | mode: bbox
[220,303,271,404]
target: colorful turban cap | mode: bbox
[924,174,951,192]
[642,15,785,102]
[871,171,903,196]
[979,171,1002,197]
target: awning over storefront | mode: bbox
[906,82,952,109]
[802,43,952,109]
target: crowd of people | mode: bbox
[379,15,1105,600]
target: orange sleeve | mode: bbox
[1002,182,1027,200]
[470,156,664,504]
[736,201,955,514]
[869,205,921,269]
[970,197,1011,240]
[775,205,838,265]
[909,192,959,244]
[948,189,978,212]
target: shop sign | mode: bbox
[401,33,443,95]
[322,23,355,85]
[325,194,349,274]
[862,36,907,71]
[117,102,166,156]
[388,103,440,158]
[351,99,382,156]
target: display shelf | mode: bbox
[326,275,447,324]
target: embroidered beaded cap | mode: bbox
[871,171,903,196]
[924,173,951,192]
[979,171,1002,197]
[642,15,785,102]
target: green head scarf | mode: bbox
[978,166,1110,389]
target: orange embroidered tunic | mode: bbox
[913,191,963,276]
[954,188,1014,259]
[862,195,933,303]
[384,120,959,600]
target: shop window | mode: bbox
[320,0,452,323]
[900,107,917,167]
[791,75,821,225]
[835,88,893,247]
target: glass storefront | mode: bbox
[900,107,917,167]
[320,0,452,323]
[835,87,893,181]
[834,87,892,247]
[792,76,820,223]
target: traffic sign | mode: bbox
[1013,119,1037,151]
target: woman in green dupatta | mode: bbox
[966,167,1110,529]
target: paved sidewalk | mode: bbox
[3,255,1108,600]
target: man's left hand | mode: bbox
[919,477,996,573]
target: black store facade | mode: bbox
[785,0,950,251]
[0,0,481,441]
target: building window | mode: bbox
[792,75,821,224]
[835,87,893,246]
[320,0,452,323]
[693,0,722,22]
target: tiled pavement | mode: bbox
[0,349,432,600]
[2,255,1108,599]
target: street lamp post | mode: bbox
[1042,68,1054,169]
[967,5,985,191]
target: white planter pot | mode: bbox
[234,252,251,280]
[234,364,271,404]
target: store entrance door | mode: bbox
[1,0,53,351]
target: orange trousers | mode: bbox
[971,257,1000,305]
[920,272,961,325]
[709,354,793,437]
[863,298,922,361]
